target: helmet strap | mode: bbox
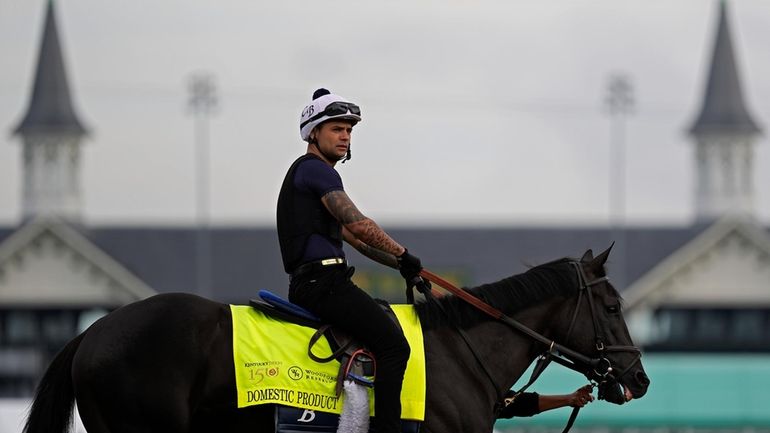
[341,143,351,163]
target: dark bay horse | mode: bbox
[24,247,649,433]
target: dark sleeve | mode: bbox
[294,159,344,197]
[498,392,540,419]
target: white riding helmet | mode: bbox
[300,88,362,142]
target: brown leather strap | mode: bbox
[419,269,503,319]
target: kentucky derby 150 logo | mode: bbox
[288,366,303,381]
[245,360,282,383]
[249,366,279,383]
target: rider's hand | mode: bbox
[568,385,595,408]
[397,249,423,284]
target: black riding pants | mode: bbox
[289,266,410,433]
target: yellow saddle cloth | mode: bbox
[230,304,426,420]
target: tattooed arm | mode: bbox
[322,190,405,262]
[342,227,399,268]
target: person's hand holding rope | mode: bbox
[569,385,595,408]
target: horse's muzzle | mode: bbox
[599,367,650,404]
[630,370,650,397]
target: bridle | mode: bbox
[564,261,642,386]
[417,260,642,421]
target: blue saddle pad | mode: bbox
[259,289,322,323]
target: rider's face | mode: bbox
[312,120,353,164]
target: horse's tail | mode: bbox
[23,332,86,433]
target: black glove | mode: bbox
[397,249,423,283]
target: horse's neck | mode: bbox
[472,301,559,389]
[427,301,561,390]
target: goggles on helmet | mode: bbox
[300,102,361,129]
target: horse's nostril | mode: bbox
[635,370,650,386]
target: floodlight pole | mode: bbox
[605,74,634,288]
[187,72,218,299]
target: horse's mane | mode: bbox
[413,258,580,329]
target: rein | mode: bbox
[420,267,602,369]
[418,262,641,430]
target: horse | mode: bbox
[23,246,649,433]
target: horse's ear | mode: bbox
[580,249,594,263]
[592,242,615,267]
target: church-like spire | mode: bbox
[14,0,87,136]
[690,0,760,136]
[12,0,88,223]
[688,0,762,223]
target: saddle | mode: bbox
[249,290,421,433]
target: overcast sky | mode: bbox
[1,0,769,227]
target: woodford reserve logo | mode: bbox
[288,366,303,380]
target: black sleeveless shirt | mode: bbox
[276,154,344,273]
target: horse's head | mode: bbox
[554,245,650,404]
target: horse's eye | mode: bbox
[606,305,620,314]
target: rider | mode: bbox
[277,88,422,433]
